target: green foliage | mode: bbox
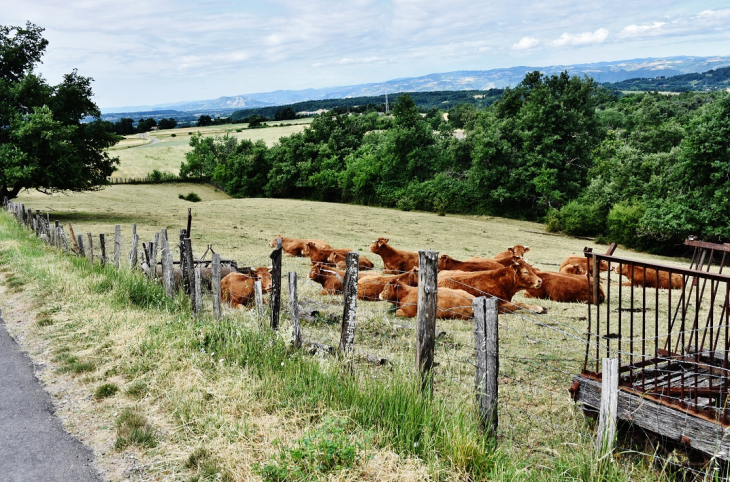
[255,418,362,481]
[606,203,647,249]
[94,383,119,400]
[148,169,177,182]
[115,408,157,450]
[552,200,606,237]
[0,22,120,199]
[55,352,95,374]
[179,192,201,202]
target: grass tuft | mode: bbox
[55,353,96,374]
[94,383,119,400]
[186,447,231,482]
[115,408,157,450]
[125,380,148,400]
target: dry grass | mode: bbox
[109,119,312,178]
[7,184,693,480]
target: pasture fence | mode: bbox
[5,196,730,479]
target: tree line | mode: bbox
[181,73,730,254]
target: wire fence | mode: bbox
[5,198,730,479]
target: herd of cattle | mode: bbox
[218,236,685,320]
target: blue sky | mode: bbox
[4,0,730,108]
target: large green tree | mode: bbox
[0,22,119,200]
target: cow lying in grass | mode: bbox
[269,235,332,257]
[559,256,609,274]
[466,245,529,265]
[615,264,684,289]
[438,254,505,272]
[379,280,475,319]
[437,259,546,314]
[306,243,374,270]
[369,238,419,274]
[326,250,375,271]
[220,267,272,308]
[358,269,419,301]
[308,262,378,295]
[523,270,604,304]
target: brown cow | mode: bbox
[466,245,529,265]
[615,264,684,289]
[326,251,375,271]
[438,254,505,272]
[269,235,332,257]
[308,263,377,295]
[369,238,419,274]
[305,242,374,271]
[379,280,475,319]
[559,263,586,275]
[220,267,272,308]
[524,270,604,304]
[437,260,546,313]
[559,256,609,274]
[358,269,419,301]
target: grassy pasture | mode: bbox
[110,118,312,178]
[9,183,695,480]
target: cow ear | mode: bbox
[523,246,530,253]
[508,246,514,251]
[383,238,389,244]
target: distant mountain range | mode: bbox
[101,55,730,116]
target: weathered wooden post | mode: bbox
[77,235,85,258]
[186,208,192,239]
[193,267,202,314]
[474,296,499,435]
[416,250,439,393]
[184,237,195,303]
[129,233,139,269]
[53,220,59,247]
[99,233,106,267]
[596,358,619,456]
[114,225,121,268]
[269,237,282,330]
[212,253,221,319]
[86,232,94,264]
[254,280,264,318]
[339,252,359,355]
[179,229,189,294]
[150,233,159,280]
[289,272,301,348]
[160,229,174,296]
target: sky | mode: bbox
[4,0,730,109]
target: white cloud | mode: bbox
[619,22,666,38]
[512,37,540,50]
[551,28,609,47]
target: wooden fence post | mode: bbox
[99,233,106,267]
[416,250,439,393]
[129,233,139,269]
[339,252,359,355]
[187,208,192,239]
[179,229,189,294]
[77,235,85,258]
[114,225,121,268]
[254,280,264,318]
[87,232,94,264]
[151,233,159,280]
[212,253,221,319]
[289,272,302,348]
[596,358,619,456]
[269,237,282,330]
[160,229,174,296]
[184,237,195,304]
[474,296,499,435]
[193,267,202,314]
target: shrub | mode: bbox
[170,133,176,137]
[554,201,605,237]
[148,169,177,183]
[606,202,646,249]
[179,192,201,202]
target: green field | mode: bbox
[8,182,692,480]
[109,119,312,178]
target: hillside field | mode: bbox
[109,118,313,178]
[6,182,695,480]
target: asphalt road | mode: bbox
[0,311,103,482]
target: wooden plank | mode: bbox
[596,358,619,455]
[474,296,499,435]
[416,250,439,392]
[184,237,195,306]
[339,252,359,355]
[86,232,94,265]
[269,237,282,330]
[254,280,264,318]
[151,233,159,280]
[160,229,174,296]
[574,376,730,460]
[289,272,301,348]
[212,253,221,319]
[129,233,139,269]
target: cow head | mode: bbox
[511,259,542,289]
[255,266,273,292]
[269,235,283,248]
[370,238,390,253]
[327,252,344,264]
[400,267,419,286]
[564,264,586,275]
[507,245,530,259]
[302,242,316,257]
[379,280,401,302]
[437,254,453,270]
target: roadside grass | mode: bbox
[3,188,690,480]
